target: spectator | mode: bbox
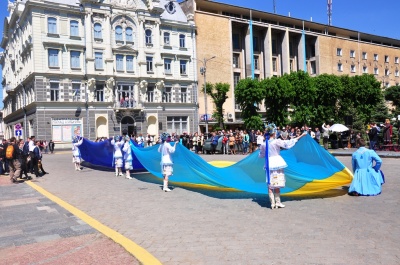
[322,123,330,150]
[367,123,378,150]
[49,140,55,154]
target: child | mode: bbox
[122,135,133,179]
[111,135,124,176]
[158,132,179,192]
[72,136,83,171]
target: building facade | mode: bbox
[1,0,197,145]
[181,0,400,131]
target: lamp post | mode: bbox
[21,83,27,139]
[199,56,216,134]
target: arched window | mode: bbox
[115,25,123,41]
[145,29,152,44]
[48,17,57,34]
[126,27,133,42]
[94,23,102,39]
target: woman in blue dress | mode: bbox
[348,138,384,196]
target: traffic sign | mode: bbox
[15,129,22,137]
[15,123,22,130]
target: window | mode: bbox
[385,55,389,63]
[374,54,378,61]
[72,83,81,102]
[180,60,187,75]
[179,34,185,48]
[126,27,133,42]
[337,63,343,72]
[96,85,104,102]
[126,55,134,72]
[145,29,152,44]
[163,86,172,103]
[396,57,399,64]
[94,23,102,39]
[116,54,124,71]
[362,66,368,74]
[115,26,123,41]
[167,116,188,135]
[272,57,277,72]
[50,82,59,101]
[374,67,378,75]
[164,32,170,45]
[147,86,154,102]
[70,51,81,69]
[351,65,356,73]
[164,58,172,74]
[232,33,240,49]
[362,52,367,60]
[48,17,57,34]
[289,42,295,57]
[48,49,59,67]
[253,36,259,51]
[395,70,399,77]
[310,61,316,74]
[95,52,103,70]
[233,73,240,88]
[180,87,188,103]
[70,20,79,36]
[146,56,153,72]
[233,54,239,68]
[254,55,259,70]
[272,39,277,55]
[336,48,342,56]
[350,50,355,58]
[385,69,390,76]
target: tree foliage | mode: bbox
[385,85,400,115]
[204,82,230,129]
[261,74,293,126]
[235,78,264,130]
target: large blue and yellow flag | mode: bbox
[80,135,352,195]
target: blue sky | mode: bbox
[1,0,400,108]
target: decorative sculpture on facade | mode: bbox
[155,80,164,103]
[87,78,96,102]
[110,0,136,8]
[139,80,148,104]
[105,77,115,102]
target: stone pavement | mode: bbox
[0,175,139,265]
[1,150,399,265]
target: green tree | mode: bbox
[204,82,230,129]
[286,71,316,126]
[384,85,400,116]
[235,78,264,130]
[261,74,294,126]
[313,74,343,126]
[371,98,391,124]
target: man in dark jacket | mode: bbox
[49,140,55,154]
[367,123,379,150]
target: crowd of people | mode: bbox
[0,136,52,183]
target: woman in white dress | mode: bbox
[111,135,125,177]
[259,131,306,209]
[158,132,179,192]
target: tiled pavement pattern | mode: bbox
[1,150,400,265]
[0,177,139,264]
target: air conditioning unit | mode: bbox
[227,113,234,119]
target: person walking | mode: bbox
[49,140,55,154]
[322,123,330,150]
[259,131,307,209]
[158,132,179,192]
[6,137,21,183]
[348,139,384,196]
[367,123,378,150]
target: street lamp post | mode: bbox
[199,56,216,134]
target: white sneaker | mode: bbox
[78,168,82,171]
[276,202,285,208]
[163,187,172,192]
[118,173,124,177]
[125,175,133,179]
[115,173,118,177]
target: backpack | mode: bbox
[6,145,15,160]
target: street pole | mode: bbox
[22,84,27,139]
[200,56,216,135]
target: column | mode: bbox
[281,28,290,74]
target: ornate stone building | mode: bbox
[1,0,197,145]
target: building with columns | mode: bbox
[181,0,400,131]
[1,0,197,145]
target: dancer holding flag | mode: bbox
[158,132,179,192]
[259,130,307,209]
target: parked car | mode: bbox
[202,135,223,154]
